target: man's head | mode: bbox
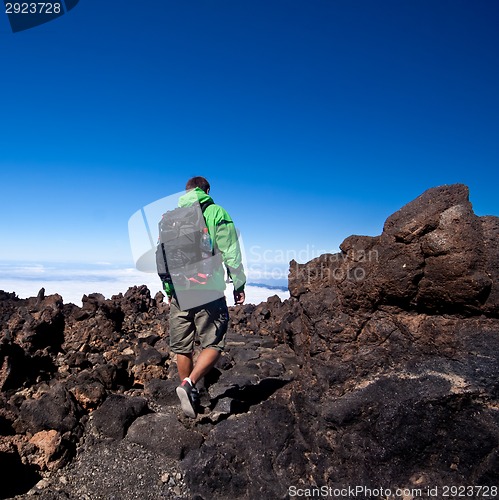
[186,176,210,194]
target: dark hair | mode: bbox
[186,176,210,193]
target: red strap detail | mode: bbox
[187,275,208,285]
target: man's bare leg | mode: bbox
[188,348,221,386]
[176,353,193,381]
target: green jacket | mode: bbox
[163,187,246,297]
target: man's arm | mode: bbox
[213,214,246,304]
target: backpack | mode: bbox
[155,200,215,287]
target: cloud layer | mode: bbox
[0,263,288,307]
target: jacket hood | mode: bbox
[178,187,214,208]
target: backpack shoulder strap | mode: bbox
[200,200,214,213]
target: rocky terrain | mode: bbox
[1,183,498,499]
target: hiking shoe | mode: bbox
[176,380,199,418]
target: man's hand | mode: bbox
[233,290,245,305]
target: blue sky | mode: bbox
[1,0,498,271]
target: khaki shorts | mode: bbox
[169,295,229,354]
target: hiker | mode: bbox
[159,176,246,418]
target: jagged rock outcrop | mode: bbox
[0,184,498,499]
[185,184,499,498]
[0,286,173,497]
[0,284,299,498]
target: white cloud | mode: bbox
[0,264,288,307]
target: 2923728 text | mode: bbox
[4,2,62,14]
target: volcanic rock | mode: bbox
[0,183,498,499]
[184,184,499,498]
[90,394,148,440]
[126,412,204,459]
[15,384,81,435]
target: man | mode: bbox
[163,176,246,418]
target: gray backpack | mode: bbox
[155,200,214,286]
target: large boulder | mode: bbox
[126,412,204,459]
[288,184,496,315]
[15,384,81,435]
[91,394,148,440]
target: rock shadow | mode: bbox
[211,377,290,415]
[0,451,40,499]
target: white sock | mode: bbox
[184,377,194,387]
